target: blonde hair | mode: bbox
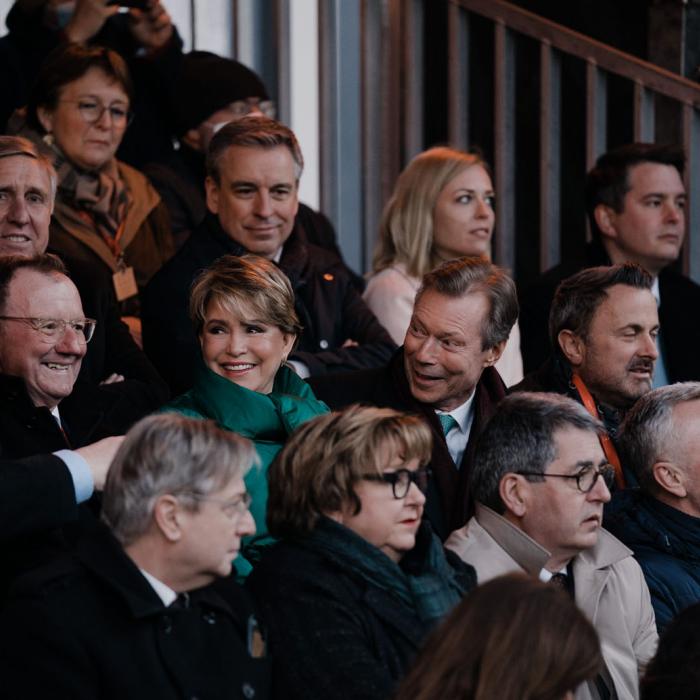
[189,254,302,338]
[373,146,490,278]
[266,405,432,538]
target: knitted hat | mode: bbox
[174,51,269,136]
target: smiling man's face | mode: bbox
[0,269,86,409]
[205,144,299,259]
[0,155,52,257]
[403,289,501,412]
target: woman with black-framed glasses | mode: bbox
[13,43,174,330]
[247,405,475,700]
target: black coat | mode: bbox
[246,520,473,700]
[0,453,77,541]
[0,523,271,700]
[519,240,700,379]
[308,350,506,539]
[0,375,143,459]
[142,214,395,394]
[0,374,143,597]
[60,254,169,413]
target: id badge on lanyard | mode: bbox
[112,254,138,302]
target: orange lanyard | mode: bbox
[571,374,626,489]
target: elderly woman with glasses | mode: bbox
[16,43,174,326]
[247,405,475,700]
[162,253,328,577]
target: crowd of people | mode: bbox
[0,1,699,699]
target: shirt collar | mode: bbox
[651,276,660,305]
[436,391,475,432]
[139,568,177,607]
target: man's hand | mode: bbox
[64,0,119,44]
[129,0,173,51]
[75,436,124,491]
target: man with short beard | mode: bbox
[511,263,659,488]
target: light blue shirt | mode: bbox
[53,449,94,504]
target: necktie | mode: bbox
[438,413,458,436]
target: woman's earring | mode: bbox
[42,132,54,147]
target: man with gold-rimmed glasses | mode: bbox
[0,254,142,459]
[447,392,657,700]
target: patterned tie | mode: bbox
[438,413,458,436]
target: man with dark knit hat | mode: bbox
[144,50,345,261]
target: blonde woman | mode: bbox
[364,146,522,386]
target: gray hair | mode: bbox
[0,135,57,202]
[415,256,518,350]
[206,116,304,184]
[471,392,603,513]
[618,382,700,494]
[102,414,258,545]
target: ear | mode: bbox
[205,176,220,215]
[281,333,296,363]
[152,494,184,543]
[557,329,585,367]
[499,474,528,518]
[483,339,506,368]
[652,461,687,498]
[37,106,54,135]
[593,204,618,239]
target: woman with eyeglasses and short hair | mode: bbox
[15,43,174,326]
[247,405,475,700]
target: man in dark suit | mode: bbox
[520,143,699,384]
[0,135,168,412]
[309,257,518,539]
[142,117,395,394]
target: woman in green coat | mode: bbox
[163,254,328,576]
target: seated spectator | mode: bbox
[0,255,143,457]
[446,392,658,700]
[641,601,700,700]
[142,116,395,394]
[519,144,697,386]
[310,256,518,539]
[145,49,345,260]
[162,254,328,576]
[0,413,269,700]
[247,406,475,700]
[1,435,122,541]
[0,0,183,167]
[364,146,522,386]
[15,43,175,323]
[0,135,168,412]
[394,574,602,700]
[511,263,659,488]
[605,382,700,632]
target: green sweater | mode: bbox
[162,363,328,576]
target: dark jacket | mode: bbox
[142,213,395,394]
[0,374,142,459]
[519,240,700,380]
[247,518,473,700]
[0,523,271,700]
[0,374,144,596]
[605,489,700,632]
[308,350,506,539]
[0,453,78,541]
[61,254,169,412]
